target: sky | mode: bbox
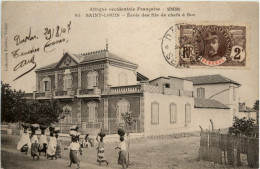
[1,1,259,107]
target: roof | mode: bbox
[137,72,149,81]
[36,50,137,71]
[149,76,170,82]
[239,106,257,112]
[36,62,59,71]
[194,98,230,109]
[184,74,240,86]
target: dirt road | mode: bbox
[1,134,255,169]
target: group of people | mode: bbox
[17,123,62,160]
[17,124,128,169]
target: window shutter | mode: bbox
[47,81,50,91]
[40,81,44,92]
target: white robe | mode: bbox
[17,133,31,151]
[47,137,57,156]
[39,134,48,150]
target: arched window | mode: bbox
[87,101,98,123]
[170,103,177,123]
[185,103,191,123]
[197,88,205,98]
[116,99,130,123]
[151,101,159,125]
[62,105,72,123]
[63,69,73,91]
[40,76,51,92]
[119,72,127,86]
[87,71,98,89]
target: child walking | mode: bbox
[115,136,128,168]
[96,134,109,166]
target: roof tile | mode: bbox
[194,98,230,109]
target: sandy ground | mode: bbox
[1,134,256,169]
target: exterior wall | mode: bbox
[193,83,239,125]
[59,99,79,123]
[150,77,193,91]
[37,74,55,92]
[81,68,104,91]
[143,92,194,136]
[193,84,230,102]
[71,72,78,90]
[108,65,137,86]
[193,108,231,130]
[107,95,141,134]
[149,78,170,87]
[170,78,183,89]
[81,99,104,123]
[183,80,193,91]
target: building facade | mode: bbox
[24,48,246,136]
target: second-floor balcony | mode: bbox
[77,87,101,98]
[53,90,75,99]
[35,92,53,100]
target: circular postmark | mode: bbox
[161,26,178,67]
[162,24,233,67]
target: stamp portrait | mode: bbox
[162,23,248,68]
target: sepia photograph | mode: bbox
[1,1,259,169]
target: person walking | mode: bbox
[115,136,128,168]
[96,134,109,166]
[47,126,57,160]
[55,134,62,158]
[66,137,81,169]
[30,124,40,160]
[17,123,31,155]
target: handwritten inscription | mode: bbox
[44,38,67,53]
[11,46,40,58]
[44,21,71,40]
[11,21,72,81]
[14,27,38,46]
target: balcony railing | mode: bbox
[78,88,101,95]
[109,85,142,94]
[55,90,75,97]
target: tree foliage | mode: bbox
[1,82,26,122]
[1,82,62,126]
[228,117,255,136]
[24,99,62,126]
[253,100,259,111]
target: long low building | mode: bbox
[24,46,251,136]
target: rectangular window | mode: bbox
[170,103,177,123]
[197,88,205,98]
[151,102,159,125]
[185,104,191,123]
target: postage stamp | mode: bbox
[162,23,248,68]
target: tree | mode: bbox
[25,99,62,126]
[228,116,255,136]
[122,111,136,166]
[1,82,26,123]
[253,100,259,111]
[1,82,62,126]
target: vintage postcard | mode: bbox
[1,1,259,169]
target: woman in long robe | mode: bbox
[31,131,40,160]
[38,130,48,156]
[67,137,81,169]
[96,135,109,166]
[55,134,62,158]
[17,129,31,155]
[47,133,57,159]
